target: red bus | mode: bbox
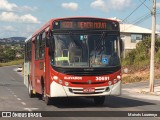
[24,17,122,105]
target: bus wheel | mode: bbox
[28,80,34,98]
[41,82,52,105]
[44,96,52,105]
[94,96,105,105]
[42,88,52,105]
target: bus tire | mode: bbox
[41,78,52,105]
[94,96,105,105]
[28,79,34,98]
[42,87,52,105]
[44,96,52,105]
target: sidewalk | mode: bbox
[130,84,160,96]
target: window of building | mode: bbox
[131,34,142,43]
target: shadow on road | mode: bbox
[106,96,155,108]
[48,96,155,108]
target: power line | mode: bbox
[133,13,151,25]
[130,12,151,24]
[121,13,151,31]
[139,0,152,12]
[122,0,147,22]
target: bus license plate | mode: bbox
[83,88,95,93]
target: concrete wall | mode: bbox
[121,33,142,50]
[120,33,151,58]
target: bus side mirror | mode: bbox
[46,30,53,47]
[48,36,55,56]
[120,39,123,54]
[48,48,53,56]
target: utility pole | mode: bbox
[150,0,156,92]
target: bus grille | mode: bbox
[71,82,106,85]
[63,71,113,76]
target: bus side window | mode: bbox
[39,33,45,59]
[25,44,28,61]
[42,32,45,58]
[35,36,39,60]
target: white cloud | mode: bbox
[0,0,17,11]
[90,0,132,12]
[90,0,107,12]
[0,12,18,22]
[110,0,132,10]
[0,12,40,23]
[20,6,38,11]
[0,0,37,12]
[20,14,40,23]
[61,2,78,11]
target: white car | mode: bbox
[17,66,22,72]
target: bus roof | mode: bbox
[49,17,118,23]
[32,17,119,38]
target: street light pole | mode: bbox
[150,0,156,92]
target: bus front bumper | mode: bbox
[50,80,121,97]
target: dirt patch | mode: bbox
[122,65,160,84]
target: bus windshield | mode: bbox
[50,33,120,68]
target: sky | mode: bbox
[0,0,160,38]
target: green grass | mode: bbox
[0,59,24,67]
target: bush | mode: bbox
[155,49,160,63]
[122,37,160,67]
[123,49,137,65]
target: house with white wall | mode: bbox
[120,23,152,58]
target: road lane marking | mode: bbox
[24,108,32,112]
[24,108,39,112]
[14,95,17,97]
[21,102,26,105]
[17,98,21,101]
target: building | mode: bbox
[109,17,160,58]
[120,23,153,58]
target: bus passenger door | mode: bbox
[31,37,36,90]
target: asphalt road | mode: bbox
[0,65,160,120]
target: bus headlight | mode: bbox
[117,75,121,80]
[53,76,58,80]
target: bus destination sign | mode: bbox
[53,19,119,30]
[61,21,107,29]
